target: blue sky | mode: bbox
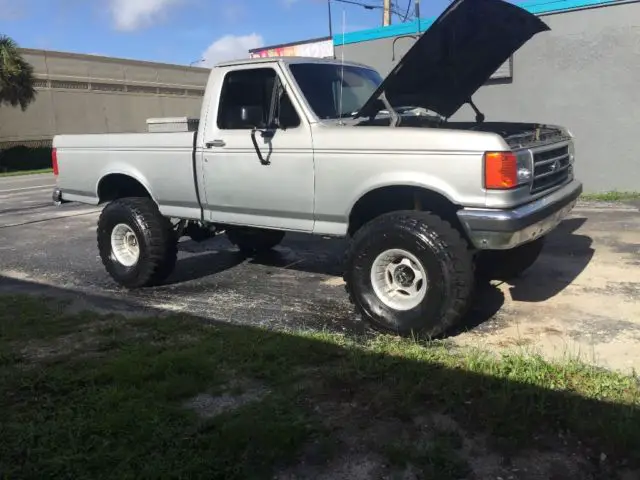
[0,0,526,66]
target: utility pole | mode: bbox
[382,0,391,26]
[327,0,333,39]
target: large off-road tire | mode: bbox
[344,211,474,338]
[226,227,285,256]
[97,197,178,288]
[476,236,545,282]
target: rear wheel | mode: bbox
[344,211,474,338]
[97,197,177,288]
[226,227,285,256]
[476,236,545,281]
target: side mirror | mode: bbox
[240,106,264,128]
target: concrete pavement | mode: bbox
[0,173,99,228]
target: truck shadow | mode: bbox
[163,216,593,336]
[504,217,594,303]
[447,283,506,337]
[165,239,246,285]
[450,217,594,335]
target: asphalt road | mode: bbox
[0,173,359,332]
[1,173,640,372]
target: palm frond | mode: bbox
[0,34,37,111]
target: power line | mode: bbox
[399,0,413,22]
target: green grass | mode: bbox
[383,429,471,479]
[581,191,640,202]
[2,294,640,479]
[0,168,53,177]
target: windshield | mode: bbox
[288,63,383,120]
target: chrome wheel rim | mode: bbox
[110,223,140,267]
[370,248,428,311]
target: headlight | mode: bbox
[568,141,575,164]
[517,154,532,184]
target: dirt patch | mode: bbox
[19,331,107,362]
[14,315,123,363]
[14,315,201,365]
[183,379,270,419]
[277,406,599,480]
[275,453,389,480]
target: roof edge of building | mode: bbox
[248,36,332,54]
[18,48,211,72]
[333,0,637,46]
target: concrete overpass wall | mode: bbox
[0,49,210,148]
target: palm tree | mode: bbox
[0,35,36,111]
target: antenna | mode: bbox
[337,8,346,125]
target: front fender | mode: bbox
[345,170,465,218]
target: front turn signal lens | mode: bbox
[484,152,518,190]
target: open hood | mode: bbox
[355,0,550,120]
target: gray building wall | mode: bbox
[0,49,210,148]
[336,1,640,193]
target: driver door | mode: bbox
[200,65,315,232]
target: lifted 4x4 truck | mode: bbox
[52,0,582,337]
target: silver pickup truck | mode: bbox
[52,0,582,337]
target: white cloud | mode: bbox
[109,0,183,31]
[201,33,264,66]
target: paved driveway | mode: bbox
[1,174,639,372]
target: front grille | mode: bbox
[531,145,571,194]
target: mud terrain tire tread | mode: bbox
[343,210,474,337]
[97,197,177,288]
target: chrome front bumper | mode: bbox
[457,179,583,250]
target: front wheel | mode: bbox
[97,197,178,288]
[344,211,474,338]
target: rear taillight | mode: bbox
[52,148,59,176]
[484,152,517,190]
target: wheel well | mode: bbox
[348,186,465,237]
[98,174,152,204]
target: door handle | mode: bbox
[206,139,225,148]
[260,130,275,139]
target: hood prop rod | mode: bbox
[467,98,485,124]
[380,92,401,127]
[391,34,419,62]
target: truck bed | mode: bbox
[54,131,202,220]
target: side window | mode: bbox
[275,89,301,129]
[217,67,301,130]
